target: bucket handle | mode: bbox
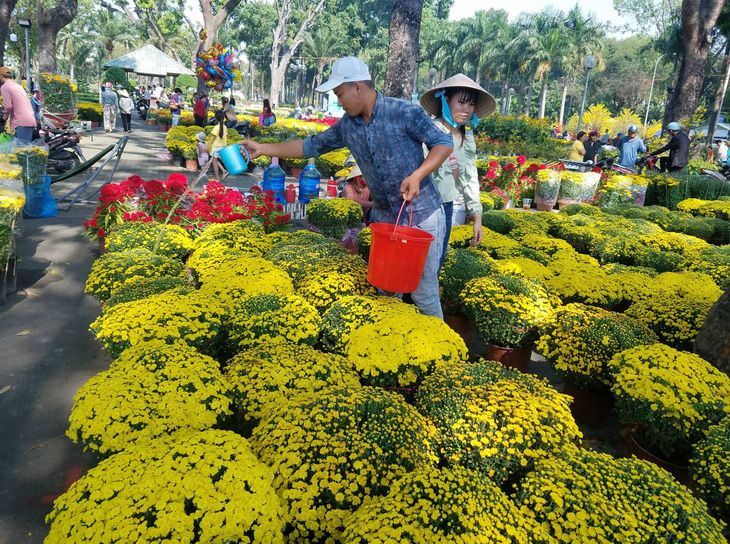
[392,199,413,240]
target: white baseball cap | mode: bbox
[315,57,371,93]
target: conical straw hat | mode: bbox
[420,73,496,119]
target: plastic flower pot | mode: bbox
[623,424,691,487]
[630,185,647,206]
[562,381,615,428]
[486,344,531,373]
[535,196,557,211]
[290,167,303,178]
[185,159,198,171]
[443,314,476,350]
[558,198,581,209]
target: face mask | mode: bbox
[436,90,478,128]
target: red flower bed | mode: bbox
[83,174,291,241]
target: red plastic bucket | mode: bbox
[367,201,434,293]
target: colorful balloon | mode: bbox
[195,42,241,90]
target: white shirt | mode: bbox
[719,143,728,162]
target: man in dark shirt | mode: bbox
[647,122,690,172]
[583,130,602,163]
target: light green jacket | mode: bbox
[429,120,483,217]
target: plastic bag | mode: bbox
[23,174,57,218]
[14,138,49,187]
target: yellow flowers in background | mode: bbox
[416,360,581,484]
[192,219,271,257]
[225,343,360,426]
[513,445,726,544]
[45,430,286,544]
[538,303,658,390]
[249,387,438,543]
[91,291,223,358]
[691,416,730,524]
[84,248,185,303]
[225,293,321,351]
[609,344,730,460]
[341,466,551,543]
[346,311,467,390]
[67,341,232,456]
[105,222,194,260]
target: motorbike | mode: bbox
[44,128,86,174]
[137,100,148,120]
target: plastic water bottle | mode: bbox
[263,157,286,204]
[299,158,321,203]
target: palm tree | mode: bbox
[457,10,507,87]
[303,28,346,107]
[58,21,94,82]
[522,9,570,119]
[557,6,605,125]
[92,10,138,60]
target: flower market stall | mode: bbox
[41,161,730,544]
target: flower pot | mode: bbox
[185,159,198,171]
[535,196,557,212]
[90,121,100,127]
[290,167,303,178]
[486,344,531,373]
[624,425,692,486]
[158,124,171,131]
[558,198,580,209]
[147,118,157,125]
[562,381,615,428]
[98,238,108,255]
[444,314,476,350]
[503,199,514,209]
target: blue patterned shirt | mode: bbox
[302,92,453,225]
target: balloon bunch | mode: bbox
[195,41,242,92]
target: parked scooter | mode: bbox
[137,100,148,120]
[44,129,86,174]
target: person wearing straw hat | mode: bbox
[242,56,454,318]
[118,89,134,133]
[343,164,373,220]
[420,73,496,269]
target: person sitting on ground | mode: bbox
[716,140,727,162]
[221,96,237,128]
[646,121,689,172]
[208,110,229,182]
[583,130,602,163]
[569,131,587,161]
[259,98,276,127]
[343,164,373,221]
[196,131,210,169]
[616,125,646,169]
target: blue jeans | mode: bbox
[14,126,35,143]
[374,205,445,319]
[439,201,453,271]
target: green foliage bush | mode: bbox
[102,67,127,85]
[474,114,551,143]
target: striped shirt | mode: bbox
[302,92,453,225]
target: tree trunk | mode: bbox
[558,73,569,126]
[538,76,548,119]
[193,0,245,93]
[383,0,424,100]
[694,286,730,375]
[516,84,526,116]
[500,80,509,116]
[706,43,730,149]
[0,0,15,65]
[663,0,726,127]
[269,0,326,107]
[36,0,77,73]
[525,73,536,116]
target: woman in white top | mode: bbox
[118,89,134,133]
[420,74,496,269]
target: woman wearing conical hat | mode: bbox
[420,74,496,269]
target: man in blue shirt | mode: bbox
[244,57,454,318]
[616,125,646,169]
